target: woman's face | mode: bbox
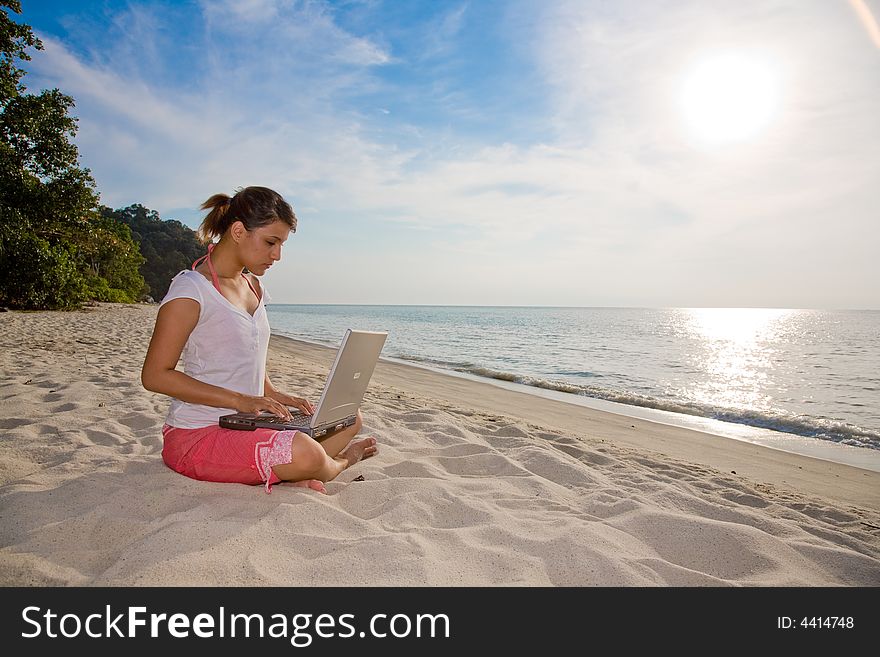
[240,220,292,276]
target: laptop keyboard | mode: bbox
[261,412,310,425]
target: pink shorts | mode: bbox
[162,424,298,493]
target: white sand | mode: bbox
[1,303,878,586]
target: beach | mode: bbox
[1,303,878,586]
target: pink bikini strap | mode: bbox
[191,243,260,300]
[191,243,222,293]
[242,274,260,300]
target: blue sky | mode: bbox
[16,0,880,308]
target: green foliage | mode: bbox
[0,228,88,309]
[0,1,146,309]
[76,213,147,303]
[102,204,204,302]
[86,274,137,304]
[0,1,37,104]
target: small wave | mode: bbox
[554,370,603,378]
[393,353,478,371]
[272,331,339,349]
[424,361,880,450]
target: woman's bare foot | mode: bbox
[338,436,378,468]
[285,479,327,494]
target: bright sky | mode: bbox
[18,0,880,308]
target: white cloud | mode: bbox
[417,3,468,61]
[201,0,285,23]
[36,36,205,142]
[200,0,391,66]
[27,0,399,211]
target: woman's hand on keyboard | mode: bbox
[235,394,293,420]
[269,392,314,416]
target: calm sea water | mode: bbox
[266,306,880,452]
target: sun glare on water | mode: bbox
[680,51,781,146]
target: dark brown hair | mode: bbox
[197,186,297,243]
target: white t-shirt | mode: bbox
[160,269,272,428]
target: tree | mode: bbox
[102,204,204,302]
[0,0,145,308]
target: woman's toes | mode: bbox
[289,479,327,494]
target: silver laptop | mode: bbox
[219,329,388,439]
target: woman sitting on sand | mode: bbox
[141,186,376,493]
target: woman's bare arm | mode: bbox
[141,299,292,418]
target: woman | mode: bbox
[141,186,376,493]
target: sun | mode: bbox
[679,51,780,145]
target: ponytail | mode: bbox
[197,194,234,243]
[197,187,297,244]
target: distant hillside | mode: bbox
[101,205,204,302]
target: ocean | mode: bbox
[266,305,880,459]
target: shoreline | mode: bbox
[265,306,880,457]
[388,356,880,475]
[271,333,880,509]
[270,330,880,475]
